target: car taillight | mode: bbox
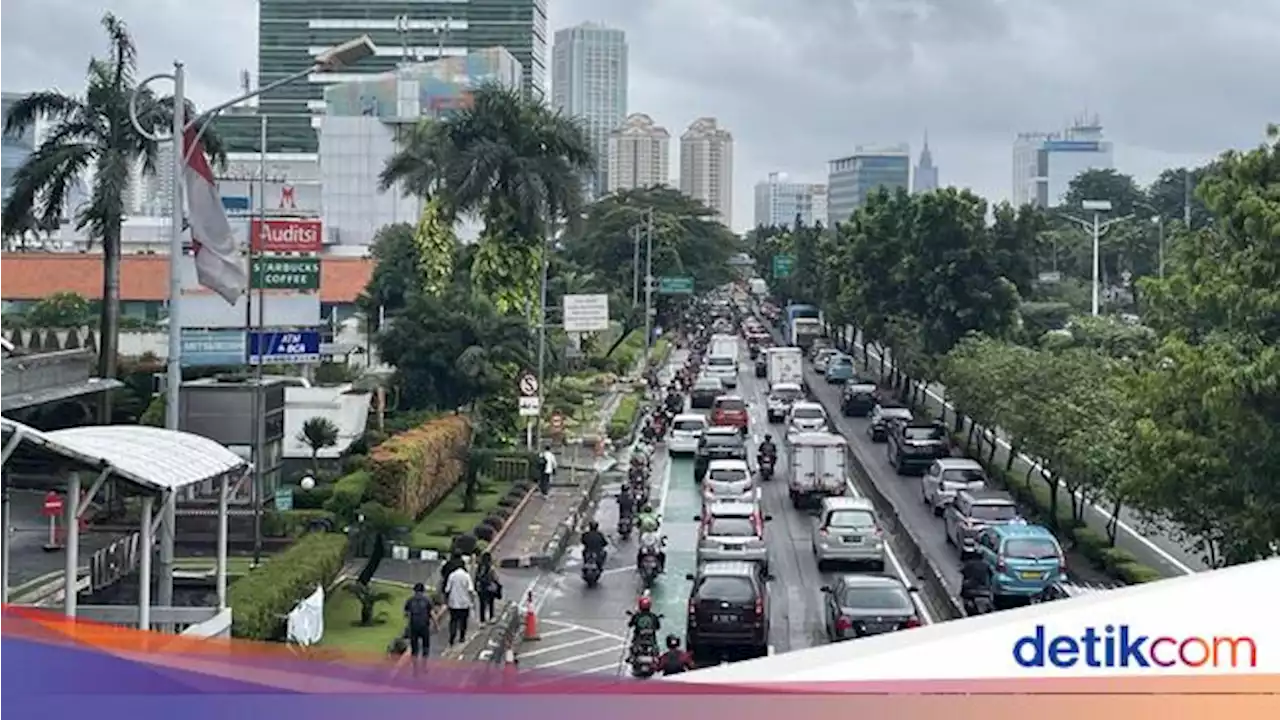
[754,598,764,617]
[835,616,853,632]
[996,558,1007,574]
[688,599,697,615]
[905,617,920,628]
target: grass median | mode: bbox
[321,580,414,654]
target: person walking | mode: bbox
[475,551,502,623]
[444,558,476,646]
[403,582,438,673]
[539,444,557,497]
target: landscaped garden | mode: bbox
[320,579,414,654]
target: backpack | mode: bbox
[406,594,432,627]
[662,651,688,674]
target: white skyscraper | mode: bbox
[1012,117,1114,207]
[753,173,827,228]
[679,117,733,225]
[551,22,628,199]
[607,113,670,192]
[912,133,939,194]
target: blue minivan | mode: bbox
[974,524,1065,606]
[824,354,855,383]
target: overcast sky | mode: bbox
[3,0,1277,231]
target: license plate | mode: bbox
[863,623,891,633]
[843,535,862,543]
[635,656,654,664]
[720,544,745,552]
[1019,571,1043,580]
[712,614,739,624]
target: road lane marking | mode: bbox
[602,564,637,576]
[528,644,627,669]
[519,634,617,658]
[532,626,579,640]
[540,619,628,641]
[574,661,627,675]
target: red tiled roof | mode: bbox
[0,253,372,303]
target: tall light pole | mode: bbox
[128,35,376,626]
[1135,201,1166,279]
[1059,200,1132,316]
[641,208,655,369]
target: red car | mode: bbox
[711,396,749,434]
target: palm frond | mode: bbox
[2,92,87,139]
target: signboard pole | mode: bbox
[250,113,267,571]
[534,231,550,449]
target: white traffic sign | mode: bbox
[518,396,541,417]
[562,293,610,333]
[518,371,539,397]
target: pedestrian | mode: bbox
[475,551,502,623]
[403,582,437,672]
[444,559,476,646]
[539,443,557,497]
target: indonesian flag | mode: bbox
[184,126,246,304]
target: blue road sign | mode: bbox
[221,195,251,213]
[248,330,321,365]
[179,329,247,367]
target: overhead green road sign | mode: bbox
[658,276,694,295]
[772,253,794,279]
[252,256,321,290]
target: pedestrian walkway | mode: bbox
[494,470,596,569]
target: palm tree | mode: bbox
[380,83,594,313]
[297,416,340,476]
[1,13,223,396]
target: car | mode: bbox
[685,561,771,661]
[920,458,989,516]
[812,496,885,571]
[820,574,921,642]
[690,376,725,409]
[807,339,833,360]
[766,382,804,423]
[695,500,772,569]
[975,524,1066,607]
[700,459,759,503]
[711,395,749,434]
[813,347,840,373]
[704,355,739,388]
[669,413,708,455]
[695,427,748,479]
[886,421,951,475]
[867,403,913,442]
[841,380,879,417]
[785,401,829,438]
[754,356,768,377]
[824,354,855,383]
[944,489,1022,557]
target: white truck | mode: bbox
[766,346,803,389]
[788,431,849,509]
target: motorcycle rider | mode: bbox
[960,554,995,614]
[658,634,695,675]
[628,595,661,652]
[635,505,666,572]
[758,434,778,466]
[617,485,637,521]
[581,521,609,568]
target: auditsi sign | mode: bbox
[251,218,323,253]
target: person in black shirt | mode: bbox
[658,634,694,675]
[581,521,608,567]
[440,551,464,588]
[474,552,502,623]
[960,556,994,613]
[617,486,636,520]
[403,582,438,670]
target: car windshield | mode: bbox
[674,419,705,431]
[840,586,912,611]
[826,510,875,529]
[705,436,744,448]
[771,387,801,401]
[830,356,851,367]
[1004,538,1060,560]
[793,407,824,420]
[696,380,721,390]
[880,407,911,417]
[698,577,756,603]
[715,398,746,411]
[942,468,987,483]
[708,356,734,367]
[708,517,756,537]
[903,426,944,441]
[709,469,747,483]
[971,503,1018,521]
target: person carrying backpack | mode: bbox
[475,551,503,623]
[403,583,438,670]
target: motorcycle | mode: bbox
[581,550,604,588]
[759,454,776,482]
[626,611,664,678]
[617,513,634,540]
[637,534,665,588]
[962,590,995,616]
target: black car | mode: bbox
[690,377,725,409]
[886,421,951,475]
[695,429,748,479]
[841,381,879,417]
[686,561,772,662]
[821,574,920,642]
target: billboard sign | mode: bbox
[179,329,246,367]
[251,257,321,291]
[248,330,321,365]
[562,294,610,333]
[250,218,323,253]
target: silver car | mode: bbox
[812,496,886,571]
[921,458,989,516]
[701,459,759,504]
[813,347,840,373]
[695,501,771,570]
[786,401,829,438]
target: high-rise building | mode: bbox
[679,118,733,224]
[912,133,939,194]
[826,144,910,227]
[753,172,827,228]
[1012,117,1113,208]
[607,113,669,192]
[221,0,547,154]
[551,23,627,198]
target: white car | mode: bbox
[786,401,829,439]
[669,413,708,455]
[701,459,759,503]
[704,355,739,388]
[766,382,803,423]
[813,348,840,373]
[921,458,989,516]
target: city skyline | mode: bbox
[552,22,628,199]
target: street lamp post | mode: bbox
[1059,200,1133,316]
[1134,201,1166,279]
[128,35,376,626]
[641,208,655,370]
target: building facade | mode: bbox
[826,144,910,227]
[1012,118,1113,208]
[606,113,669,192]
[753,172,827,228]
[551,23,627,198]
[912,133,939,194]
[221,0,545,154]
[679,117,733,225]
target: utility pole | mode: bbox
[642,208,655,369]
[1183,169,1192,228]
[533,228,551,449]
[631,225,641,307]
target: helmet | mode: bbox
[643,505,653,514]
[637,596,652,611]
[588,521,600,532]
[764,434,772,442]
[666,634,681,649]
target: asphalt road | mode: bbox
[517,341,937,677]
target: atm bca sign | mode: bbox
[251,218,323,253]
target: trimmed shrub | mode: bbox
[228,532,349,640]
[451,533,478,555]
[262,509,338,537]
[483,515,503,530]
[323,470,370,522]
[342,454,368,474]
[608,393,642,441]
[474,525,496,542]
[292,485,334,510]
[368,415,472,518]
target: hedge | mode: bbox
[367,414,471,518]
[262,509,338,538]
[227,532,349,640]
[323,470,370,522]
[608,392,642,441]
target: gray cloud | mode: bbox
[4,0,1277,231]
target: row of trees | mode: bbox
[748,126,1280,566]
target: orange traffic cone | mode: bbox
[523,590,540,641]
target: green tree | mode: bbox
[24,292,94,328]
[1146,165,1213,229]
[1063,168,1146,217]
[357,223,419,328]
[297,416,340,477]
[413,196,458,298]
[1,13,223,389]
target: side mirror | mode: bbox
[685,573,696,581]
[765,573,777,582]
[693,515,702,522]
[764,514,774,522]
[907,586,921,593]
